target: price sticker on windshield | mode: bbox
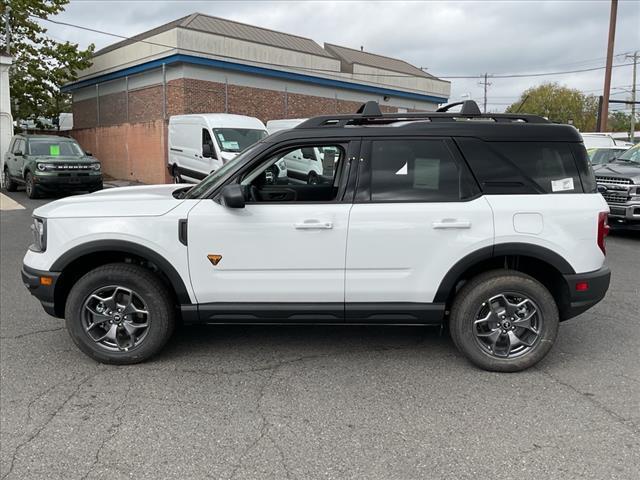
[49,145,60,156]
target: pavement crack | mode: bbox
[79,382,133,480]
[0,326,64,340]
[536,367,639,435]
[2,371,101,480]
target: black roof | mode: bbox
[264,101,582,144]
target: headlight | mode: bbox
[30,217,47,252]
[91,163,101,171]
[37,163,55,171]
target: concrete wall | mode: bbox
[72,120,170,184]
[0,55,13,168]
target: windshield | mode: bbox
[28,139,84,157]
[616,144,640,164]
[213,128,267,153]
[590,148,626,165]
[184,143,263,199]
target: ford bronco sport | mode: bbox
[3,134,103,198]
[21,101,610,372]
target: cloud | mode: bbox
[44,0,640,111]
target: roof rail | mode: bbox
[436,100,482,115]
[295,101,551,129]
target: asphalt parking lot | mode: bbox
[1,190,638,480]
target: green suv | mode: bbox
[2,135,103,198]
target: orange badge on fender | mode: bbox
[207,254,222,266]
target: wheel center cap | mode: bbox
[113,314,121,321]
[502,320,512,329]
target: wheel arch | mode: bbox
[435,243,575,319]
[51,240,192,318]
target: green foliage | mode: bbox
[607,111,636,133]
[505,83,599,131]
[0,0,94,128]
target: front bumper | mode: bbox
[561,266,611,320]
[21,265,61,317]
[33,173,102,191]
[607,202,640,230]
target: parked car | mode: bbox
[281,145,339,184]
[587,146,628,165]
[168,114,270,183]
[581,132,632,149]
[22,100,610,372]
[594,143,640,230]
[2,134,102,198]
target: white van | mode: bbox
[168,114,268,183]
[266,118,307,135]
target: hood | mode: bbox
[593,162,640,183]
[220,151,237,163]
[34,184,188,219]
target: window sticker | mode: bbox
[49,145,60,156]
[395,162,408,175]
[218,134,225,141]
[221,141,239,150]
[551,177,574,192]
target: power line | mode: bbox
[30,15,638,82]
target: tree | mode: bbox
[608,111,636,133]
[505,83,598,132]
[0,0,94,128]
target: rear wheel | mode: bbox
[307,171,319,185]
[25,172,40,199]
[172,165,183,184]
[2,167,17,192]
[449,270,559,372]
[65,263,175,364]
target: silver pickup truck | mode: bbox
[594,143,640,231]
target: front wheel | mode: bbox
[25,172,40,199]
[449,270,559,372]
[65,263,175,364]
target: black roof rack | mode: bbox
[295,100,550,129]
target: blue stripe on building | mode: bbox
[62,53,448,104]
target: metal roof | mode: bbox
[324,43,437,79]
[95,12,332,58]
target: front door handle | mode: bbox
[432,219,471,229]
[295,220,333,230]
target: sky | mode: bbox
[39,0,640,113]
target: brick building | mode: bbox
[64,13,451,183]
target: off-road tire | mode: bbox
[65,263,176,364]
[2,167,17,192]
[449,269,559,372]
[25,172,40,199]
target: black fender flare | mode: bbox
[433,243,575,303]
[50,240,192,304]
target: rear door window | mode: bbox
[368,139,463,202]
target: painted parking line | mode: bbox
[0,193,26,211]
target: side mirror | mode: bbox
[203,143,216,159]
[85,151,93,156]
[220,184,245,208]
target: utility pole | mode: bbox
[599,0,618,132]
[626,51,638,142]
[479,73,492,113]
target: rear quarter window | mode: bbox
[456,139,585,194]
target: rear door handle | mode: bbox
[432,219,471,229]
[295,220,333,230]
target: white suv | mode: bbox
[22,101,611,372]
